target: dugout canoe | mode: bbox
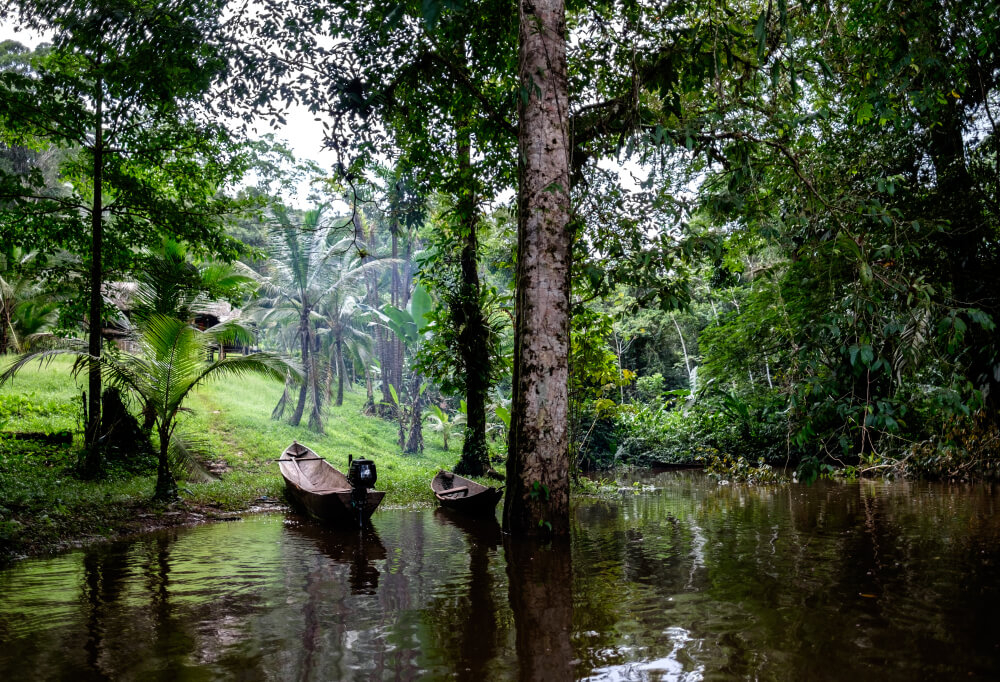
[278,442,384,527]
[431,470,503,517]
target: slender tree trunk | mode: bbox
[390,222,405,408]
[671,313,695,393]
[405,372,424,454]
[290,306,309,426]
[153,424,177,501]
[453,116,491,476]
[335,334,345,407]
[84,71,105,478]
[504,0,571,536]
[364,367,375,412]
[272,376,291,420]
[0,304,9,354]
[307,331,324,433]
[359,212,393,417]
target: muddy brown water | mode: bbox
[1,470,998,680]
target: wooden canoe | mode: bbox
[431,470,503,517]
[278,442,384,527]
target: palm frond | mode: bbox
[187,352,301,397]
[1,345,89,388]
[204,319,257,348]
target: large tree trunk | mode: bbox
[503,0,572,536]
[83,72,105,478]
[453,121,491,477]
[928,97,998,407]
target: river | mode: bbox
[1,470,997,680]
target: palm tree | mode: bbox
[425,404,467,451]
[316,238,395,407]
[254,204,333,432]
[130,237,257,325]
[1,315,298,500]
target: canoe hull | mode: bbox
[432,470,503,517]
[284,481,385,526]
[437,487,502,516]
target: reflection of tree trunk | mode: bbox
[460,525,499,676]
[81,543,130,680]
[146,533,178,670]
[300,557,320,682]
[505,0,572,536]
[505,537,575,680]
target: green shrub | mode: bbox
[703,452,786,484]
[614,389,795,467]
[634,373,665,403]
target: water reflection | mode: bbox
[285,517,386,594]
[506,536,575,681]
[0,475,998,680]
[428,510,506,680]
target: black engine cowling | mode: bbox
[348,457,377,491]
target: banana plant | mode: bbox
[368,283,434,452]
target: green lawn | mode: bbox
[182,370,461,508]
[0,354,482,561]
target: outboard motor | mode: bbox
[348,455,377,527]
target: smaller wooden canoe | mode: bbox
[431,470,503,517]
[278,442,384,527]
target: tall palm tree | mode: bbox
[254,204,333,432]
[316,238,395,407]
[1,315,298,500]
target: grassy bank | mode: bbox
[0,355,474,562]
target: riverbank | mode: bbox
[0,356,474,563]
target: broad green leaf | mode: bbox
[410,283,433,333]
